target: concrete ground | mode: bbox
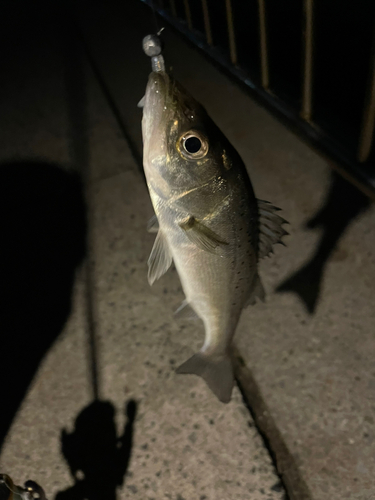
[1,1,375,500]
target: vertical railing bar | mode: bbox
[183,0,193,30]
[169,0,177,17]
[225,0,237,66]
[201,0,213,46]
[358,25,375,162]
[301,0,314,121]
[258,0,269,90]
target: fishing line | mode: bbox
[150,0,160,34]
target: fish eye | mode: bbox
[179,131,209,160]
[184,136,201,154]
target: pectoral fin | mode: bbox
[148,230,172,285]
[257,200,289,259]
[179,216,228,253]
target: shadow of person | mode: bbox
[276,172,371,313]
[0,160,86,451]
[55,400,137,500]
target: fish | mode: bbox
[141,68,287,403]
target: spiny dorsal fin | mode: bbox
[257,199,288,259]
[148,230,172,285]
[179,216,228,253]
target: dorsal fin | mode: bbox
[257,199,288,259]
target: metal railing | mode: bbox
[143,0,375,198]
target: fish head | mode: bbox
[142,72,231,198]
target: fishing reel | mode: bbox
[0,475,47,500]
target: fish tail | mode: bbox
[176,351,234,403]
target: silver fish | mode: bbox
[141,47,287,403]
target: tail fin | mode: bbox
[176,351,234,403]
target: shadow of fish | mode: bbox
[141,36,288,403]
